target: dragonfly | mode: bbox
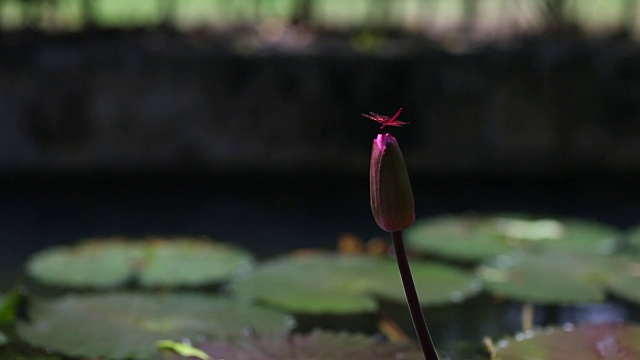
[361,108,408,130]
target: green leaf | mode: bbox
[406,214,620,262]
[137,238,253,287]
[155,330,425,360]
[26,237,254,288]
[230,254,481,314]
[407,215,515,261]
[157,340,210,360]
[625,226,640,253]
[17,292,293,360]
[493,323,640,360]
[606,255,640,304]
[0,289,22,325]
[478,252,611,304]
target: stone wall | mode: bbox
[2,31,640,175]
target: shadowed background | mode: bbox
[2,0,640,277]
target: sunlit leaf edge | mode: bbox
[406,214,621,262]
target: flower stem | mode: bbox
[391,230,439,360]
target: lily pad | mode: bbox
[493,323,640,360]
[625,226,640,253]
[606,255,640,304]
[26,237,254,288]
[230,254,481,314]
[406,214,620,262]
[17,292,293,360]
[480,251,640,305]
[478,252,611,304]
[155,330,425,360]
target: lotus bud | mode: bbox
[370,133,415,232]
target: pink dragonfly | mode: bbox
[362,108,408,130]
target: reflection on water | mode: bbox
[558,302,628,324]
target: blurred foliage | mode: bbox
[26,237,254,289]
[18,292,293,360]
[0,0,639,38]
[0,289,22,325]
[154,330,425,360]
[230,253,481,313]
[491,323,640,360]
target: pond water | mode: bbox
[2,171,640,358]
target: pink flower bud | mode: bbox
[370,133,415,232]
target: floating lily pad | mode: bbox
[26,237,254,288]
[230,254,481,314]
[478,252,612,304]
[480,251,640,305]
[606,255,640,304]
[155,330,425,360]
[625,226,640,253]
[406,214,620,262]
[17,292,293,360]
[493,323,640,360]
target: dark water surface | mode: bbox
[1,171,640,358]
[3,170,640,282]
[4,171,640,258]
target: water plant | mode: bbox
[18,293,293,359]
[366,108,439,360]
[2,110,640,359]
[406,214,621,262]
[488,323,640,359]
[26,237,254,289]
[230,253,480,314]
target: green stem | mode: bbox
[391,230,439,360]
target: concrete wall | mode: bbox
[2,32,640,174]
